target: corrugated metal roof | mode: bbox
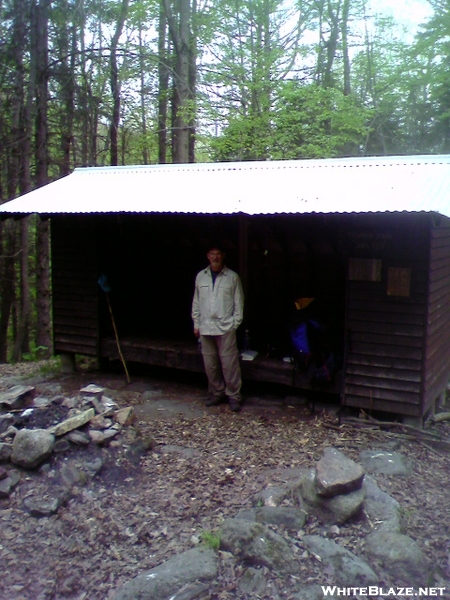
[1,154,450,217]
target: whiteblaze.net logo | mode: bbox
[321,586,447,597]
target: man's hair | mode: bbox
[207,242,225,253]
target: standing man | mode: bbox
[192,245,244,412]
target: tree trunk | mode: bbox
[139,26,149,164]
[163,0,194,163]
[0,221,17,363]
[34,0,52,356]
[158,4,169,164]
[109,0,130,166]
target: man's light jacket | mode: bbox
[192,266,244,336]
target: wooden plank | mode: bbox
[345,373,421,393]
[345,364,421,382]
[347,299,426,316]
[344,383,420,403]
[346,354,421,371]
[346,309,424,326]
[349,332,423,348]
[342,394,420,416]
[54,333,98,347]
[348,320,424,337]
[348,342,422,360]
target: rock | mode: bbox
[113,407,134,426]
[220,517,296,572]
[303,535,378,585]
[363,476,404,533]
[66,430,90,445]
[0,413,15,435]
[60,464,86,488]
[48,408,95,436]
[103,427,120,441]
[0,425,18,440]
[89,414,112,429]
[33,397,52,408]
[83,456,103,475]
[0,442,13,462]
[79,384,104,399]
[293,469,365,525]
[0,466,7,479]
[239,567,267,595]
[23,495,62,517]
[0,385,35,410]
[236,506,308,531]
[315,447,365,497]
[252,485,291,507]
[111,547,218,600]
[359,449,413,477]
[51,395,66,405]
[100,397,119,416]
[169,582,210,600]
[53,439,70,453]
[11,428,55,469]
[62,397,79,409]
[88,430,105,444]
[364,530,431,585]
[0,476,14,498]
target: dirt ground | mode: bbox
[0,360,450,600]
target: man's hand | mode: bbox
[194,328,200,338]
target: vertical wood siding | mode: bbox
[423,224,450,412]
[51,216,99,356]
[343,217,429,417]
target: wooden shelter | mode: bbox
[2,155,450,422]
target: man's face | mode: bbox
[207,248,225,272]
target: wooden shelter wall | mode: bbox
[423,224,450,411]
[343,215,430,416]
[51,216,99,356]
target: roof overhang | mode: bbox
[1,155,450,218]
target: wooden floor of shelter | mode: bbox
[101,336,342,394]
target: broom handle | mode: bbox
[106,292,131,384]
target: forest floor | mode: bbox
[0,359,450,600]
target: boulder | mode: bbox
[239,567,267,595]
[0,385,35,410]
[359,449,413,477]
[315,447,365,497]
[363,476,404,533]
[303,535,378,585]
[0,442,13,463]
[48,408,95,436]
[252,485,291,507]
[111,547,218,600]
[364,530,431,585]
[11,428,55,469]
[0,413,15,435]
[23,495,62,517]
[220,517,296,572]
[294,469,365,525]
[236,506,308,531]
[114,407,134,426]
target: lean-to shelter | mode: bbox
[2,155,450,422]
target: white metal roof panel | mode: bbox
[1,155,450,217]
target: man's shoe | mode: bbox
[206,396,226,407]
[229,399,241,412]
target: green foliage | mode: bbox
[271,82,370,159]
[200,530,221,551]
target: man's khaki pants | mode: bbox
[200,330,242,402]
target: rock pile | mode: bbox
[0,383,134,499]
[113,447,434,600]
